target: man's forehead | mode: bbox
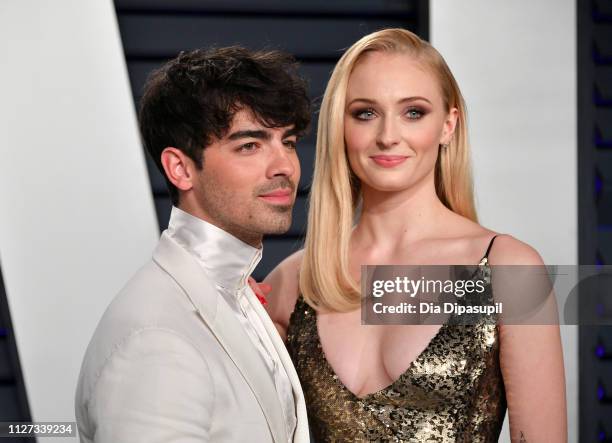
[225,108,296,135]
[229,108,260,126]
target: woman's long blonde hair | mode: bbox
[300,28,477,312]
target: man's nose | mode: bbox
[267,143,297,178]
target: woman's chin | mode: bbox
[361,179,415,195]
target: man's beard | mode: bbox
[197,177,296,242]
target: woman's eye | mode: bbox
[354,109,376,120]
[406,108,424,119]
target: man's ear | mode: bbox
[160,147,195,192]
[440,107,459,145]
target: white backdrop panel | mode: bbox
[0,0,159,435]
[431,1,577,441]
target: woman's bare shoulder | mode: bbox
[486,233,545,265]
[263,249,304,330]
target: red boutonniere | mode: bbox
[248,277,272,306]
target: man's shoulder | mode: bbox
[77,259,214,378]
[91,256,214,342]
[75,256,221,408]
[103,259,186,327]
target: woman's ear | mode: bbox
[160,147,195,192]
[440,107,459,145]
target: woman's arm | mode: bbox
[263,249,304,341]
[491,235,567,442]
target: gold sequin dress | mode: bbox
[286,237,506,442]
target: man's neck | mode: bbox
[176,204,263,249]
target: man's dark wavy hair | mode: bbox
[138,46,311,205]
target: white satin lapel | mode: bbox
[244,285,310,443]
[208,297,289,443]
[153,233,288,443]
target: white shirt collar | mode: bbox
[166,206,262,291]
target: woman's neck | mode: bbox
[354,177,450,250]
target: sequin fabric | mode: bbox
[286,262,506,442]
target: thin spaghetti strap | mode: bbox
[478,235,499,265]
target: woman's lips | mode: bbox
[259,188,293,205]
[370,155,409,168]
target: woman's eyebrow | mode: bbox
[347,98,376,106]
[398,96,432,105]
[347,96,433,106]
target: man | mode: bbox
[75,47,311,442]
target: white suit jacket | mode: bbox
[75,231,309,443]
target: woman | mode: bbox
[264,28,567,442]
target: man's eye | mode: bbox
[406,108,424,119]
[238,142,257,152]
[283,140,297,149]
[353,109,376,120]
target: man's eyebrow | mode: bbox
[282,127,299,138]
[227,129,270,141]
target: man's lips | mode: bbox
[370,155,409,168]
[258,188,294,205]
